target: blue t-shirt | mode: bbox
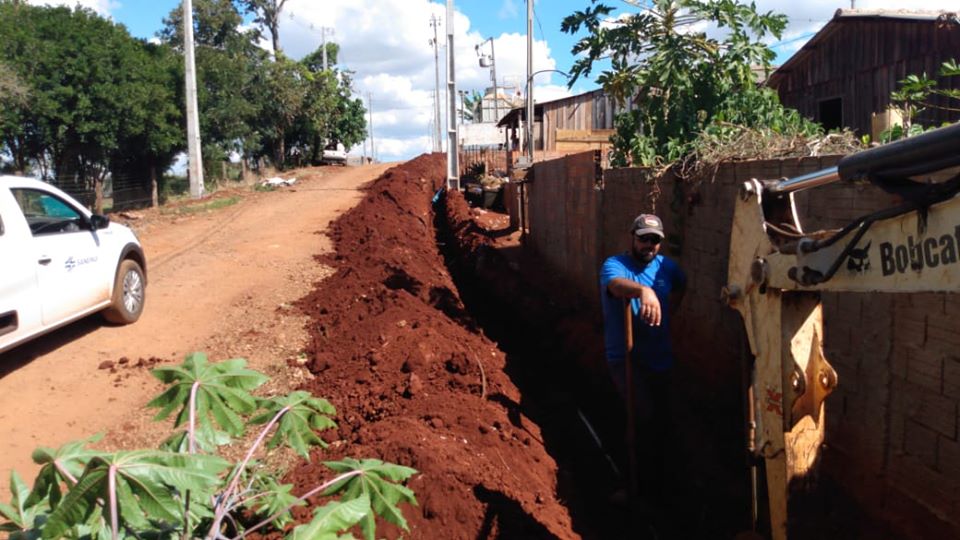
[600,253,686,371]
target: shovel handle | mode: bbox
[624,300,638,499]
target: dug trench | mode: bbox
[275,153,886,539]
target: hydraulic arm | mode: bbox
[722,122,960,539]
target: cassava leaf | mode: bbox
[245,474,304,529]
[289,495,369,540]
[0,470,41,533]
[160,422,231,453]
[41,450,228,539]
[250,391,337,458]
[147,352,267,434]
[322,458,418,540]
[27,435,105,509]
[41,461,107,539]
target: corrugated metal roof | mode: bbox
[495,88,606,127]
[767,8,959,88]
[834,8,959,22]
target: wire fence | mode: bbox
[42,161,255,212]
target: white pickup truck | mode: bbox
[0,176,146,354]
[321,141,348,165]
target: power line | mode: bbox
[769,31,817,49]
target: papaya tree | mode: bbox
[562,0,816,166]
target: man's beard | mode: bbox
[632,246,656,264]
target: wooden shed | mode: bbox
[497,89,618,161]
[767,9,960,138]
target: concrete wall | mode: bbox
[518,151,960,537]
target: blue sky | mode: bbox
[111,0,600,92]
[27,0,960,162]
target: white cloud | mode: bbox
[277,0,559,163]
[759,0,960,61]
[533,84,573,104]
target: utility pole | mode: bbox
[526,0,534,165]
[429,14,442,153]
[446,0,459,190]
[320,26,334,70]
[183,0,204,198]
[458,90,466,125]
[490,40,499,123]
[476,37,500,123]
[367,92,375,163]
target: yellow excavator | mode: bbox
[723,121,960,539]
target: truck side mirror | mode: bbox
[89,214,110,230]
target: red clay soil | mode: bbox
[284,154,577,538]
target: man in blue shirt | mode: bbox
[600,213,686,393]
[600,213,686,501]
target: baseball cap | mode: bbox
[630,214,664,238]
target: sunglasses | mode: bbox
[635,234,662,245]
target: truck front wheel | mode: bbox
[103,259,145,324]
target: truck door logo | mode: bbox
[64,255,98,272]
[846,240,871,273]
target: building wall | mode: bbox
[539,90,617,151]
[769,18,960,135]
[518,151,960,537]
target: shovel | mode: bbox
[624,300,639,499]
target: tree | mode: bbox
[285,51,367,166]
[462,90,483,122]
[884,59,960,140]
[562,0,811,166]
[162,0,266,176]
[238,0,289,55]
[0,3,186,211]
[0,60,32,173]
[160,2,364,171]
[256,55,310,169]
[109,42,185,207]
[301,41,340,72]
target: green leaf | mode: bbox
[27,435,105,509]
[147,352,267,435]
[559,0,808,164]
[40,450,228,539]
[250,391,337,458]
[245,474,305,529]
[160,423,232,453]
[289,495,369,540]
[0,470,43,534]
[322,458,418,539]
[41,461,107,539]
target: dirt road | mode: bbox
[0,164,390,486]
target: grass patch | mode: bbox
[161,196,241,215]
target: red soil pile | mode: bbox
[287,154,578,538]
